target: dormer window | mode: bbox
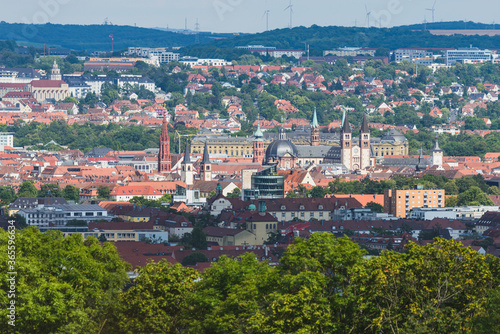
[318,205,323,210]
[299,205,305,210]
[281,205,286,210]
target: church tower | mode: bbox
[431,136,443,169]
[341,113,352,171]
[253,122,265,164]
[50,61,62,81]
[181,141,194,186]
[360,114,371,169]
[311,107,319,146]
[158,114,171,173]
[200,142,212,181]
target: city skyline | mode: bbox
[1,0,498,34]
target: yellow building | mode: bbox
[384,186,445,218]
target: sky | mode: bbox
[1,0,498,34]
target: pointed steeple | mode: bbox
[360,113,369,133]
[341,109,346,128]
[311,107,319,128]
[254,122,263,140]
[184,141,191,164]
[432,135,442,152]
[202,141,210,163]
[341,113,351,133]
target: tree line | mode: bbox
[1,228,499,333]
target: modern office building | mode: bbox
[243,165,285,200]
[445,47,492,66]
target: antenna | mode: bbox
[109,34,114,53]
[423,16,427,31]
[263,10,270,31]
[365,4,371,28]
[185,18,188,31]
[425,0,436,23]
[284,0,293,29]
[195,18,200,44]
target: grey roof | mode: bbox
[9,197,68,209]
[84,148,113,158]
[342,114,351,133]
[265,140,299,159]
[381,129,407,143]
[296,145,333,159]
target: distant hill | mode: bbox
[0,22,235,51]
[399,21,498,31]
[184,22,500,59]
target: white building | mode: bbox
[446,47,492,66]
[409,206,500,221]
[180,57,231,67]
[18,204,110,227]
[127,47,180,63]
[0,132,14,150]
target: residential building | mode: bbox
[180,57,231,67]
[18,204,109,227]
[393,49,433,65]
[0,132,14,150]
[126,47,180,63]
[324,47,376,57]
[384,186,445,218]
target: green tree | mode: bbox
[0,186,16,204]
[97,185,111,199]
[310,186,326,198]
[17,180,38,198]
[118,261,198,334]
[0,227,130,333]
[181,252,209,266]
[226,188,241,199]
[38,183,62,198]
[361,238,500,333]
[63,185,80,202]
[458,186,494,206]
[365,201,384,213]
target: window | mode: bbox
[299,205,305,210]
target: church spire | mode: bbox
[158,113,171,173]
[311,107,319,128]
[360,113,369,133]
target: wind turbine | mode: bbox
[365,4,371,28]
[284,0,293,29]
[426,0,436,23]
[263,10,270,31]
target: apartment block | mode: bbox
[384,186,445,218]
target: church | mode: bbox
[256,110,374,171]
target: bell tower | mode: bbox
[311,107,319,146]
[341,113,352,171]
[158,114,171,173]
[253,121,265,164]
[360,114,371,169]
[200,142,212,181]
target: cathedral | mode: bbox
[322,113,373,170]
[256,110,374,171]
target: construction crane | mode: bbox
[280,223,310,245]
[174,131,197,154]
